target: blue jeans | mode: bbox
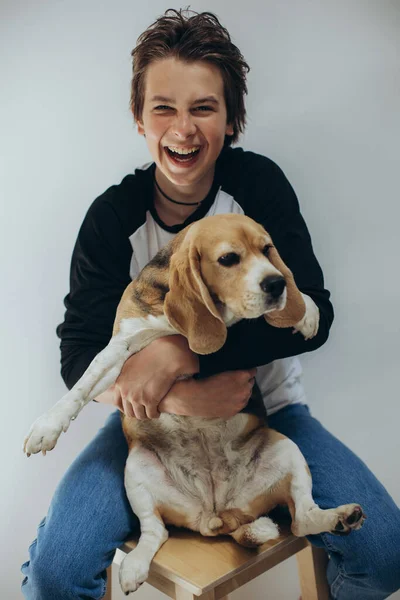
[21,405,400,599]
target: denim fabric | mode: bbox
[21,411,138,599]
[268,404,400,599]
[22,405,400,599]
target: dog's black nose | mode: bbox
[260,276,286,298]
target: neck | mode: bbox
[154,167,215,225]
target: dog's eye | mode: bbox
[218,253,241,267]
[262,244,273,257]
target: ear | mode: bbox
[225,122,234,136]
[264,246,306,328]
[136,119,145,136]
[164,236,227,355]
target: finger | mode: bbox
[241,395,250,408]
[113,390,124,413]
[145,404,161,419]
[122,396,135,418]
[132,404,147,421]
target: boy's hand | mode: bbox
[159,369,257,419]
[112,336,199,419]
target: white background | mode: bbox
[1,0,399,598]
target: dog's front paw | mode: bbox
[293,294,320,340]
[23,410,71,456]
[119,554,150,595]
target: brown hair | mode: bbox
[130,9,250,145]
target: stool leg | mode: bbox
[296,544,330,600]
[104,564,112,600]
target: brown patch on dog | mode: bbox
[247,473,293,518]
[246,494,270,519]
[164,227,227,355]
[232,527,261,548]
[157,505,191,529]
[216,509,254,534]
[147,246,172,270]
[263,243,306,328]
[112,246,173,334]
[122,417,175,458]
[121,415,141,449]
[241,414,265,438]
[267,429,288,443]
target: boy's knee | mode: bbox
[27,556,76,599]
[24,544,108,599]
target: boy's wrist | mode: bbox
[159,378,199,416]
[151,336,199,379]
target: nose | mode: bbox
[172,112,197,139]
[260,276,286,298]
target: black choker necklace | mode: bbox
[154,175,203,206]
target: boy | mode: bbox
[22,10,400,599]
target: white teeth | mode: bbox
[166,146,200,155]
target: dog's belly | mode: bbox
[124,412,285,532]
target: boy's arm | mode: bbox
[57,194,132,389]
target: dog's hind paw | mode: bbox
[331,504,366,536]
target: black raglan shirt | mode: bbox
[57,146,333,411]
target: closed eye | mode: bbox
[153,105,214,112]
[218,253,241,267]
[193,106,214,112]
[262,244,273,257]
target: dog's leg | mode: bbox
[226,431,365,544]
[23,320,176,456]
[119,449,170,595]
[279,437,366,537]
[120,441,217,593]
[293,293,320,339]
[23,336,133,456]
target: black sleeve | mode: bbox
[199,157,334,376]
[56,194,133,389]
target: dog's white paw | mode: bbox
[119,555,150,595]
[23,410,71,456]
[293,294,320,340]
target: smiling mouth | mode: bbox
[164,146,202,165]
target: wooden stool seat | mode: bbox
[110,524,330,599]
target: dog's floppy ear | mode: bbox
[264,245,306,327]
[164,234,227,355]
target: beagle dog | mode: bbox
[24,214,365,595]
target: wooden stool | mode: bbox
[106,524,330,600]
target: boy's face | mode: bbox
[136,57,234,189]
